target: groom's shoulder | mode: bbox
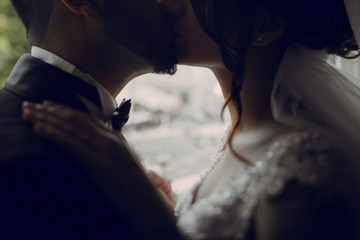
[0,54,71,162]
[0,87,68,165]
[0,89,86,200]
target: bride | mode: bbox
[23,0,360,239]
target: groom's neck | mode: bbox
[37,37,153,98]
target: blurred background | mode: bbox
[118,68,230,197]
[0,1,30,85]
[1,2,359,198]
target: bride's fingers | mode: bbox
[23,101,128,153]
[147,170,175,203]
[23,107,107,150]
[23,106,91,139]
[43,101,111,131]
[29,101,117,134]
[30,114,122,154]
[23,101,94,126]
[23,101,107,135]
[23,107,71,131]
[33,120,117,162]
[33,120,94,158]
[40,102,125,147]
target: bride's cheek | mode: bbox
[176,3,222,66]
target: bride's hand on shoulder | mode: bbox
[146,170,176,213]
[21,101,182,236]
[22,100,136,164]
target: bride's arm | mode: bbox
[22,101,184,240]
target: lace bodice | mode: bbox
[176,128,354,240]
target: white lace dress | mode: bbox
[176,124,358,240]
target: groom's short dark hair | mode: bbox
[10,0,55,45]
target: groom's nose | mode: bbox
[159,0,187,19]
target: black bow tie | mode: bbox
[111,99,131,131]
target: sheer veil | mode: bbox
[268,2,360,232]
[344,0,360,46]
[270,0,360,161]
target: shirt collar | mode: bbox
[31,46,117,120]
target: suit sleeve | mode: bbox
[0,146,141,239]
[0,146,184,240]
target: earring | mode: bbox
[256,35,264,43]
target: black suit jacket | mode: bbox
[0,55,141,239]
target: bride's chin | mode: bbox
[176,42,223,69]
[178,60,219,70]
[177,46,223,69]
[177,54,223,69]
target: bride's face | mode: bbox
[174,0,223,69]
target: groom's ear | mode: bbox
[61,0,101,21]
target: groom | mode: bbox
[0,0,184,239]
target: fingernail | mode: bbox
[43,101,55,106]
[22,101,35,109]
[22,108,35,120]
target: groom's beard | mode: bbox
[143,40,178,76]
[104,27,178,75]
[103,4,178,75]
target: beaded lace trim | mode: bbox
[176,130,342,240]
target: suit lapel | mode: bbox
[5,54,90,113]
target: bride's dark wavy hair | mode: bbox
[190,0,359,162]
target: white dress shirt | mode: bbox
[31,46,117,121]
